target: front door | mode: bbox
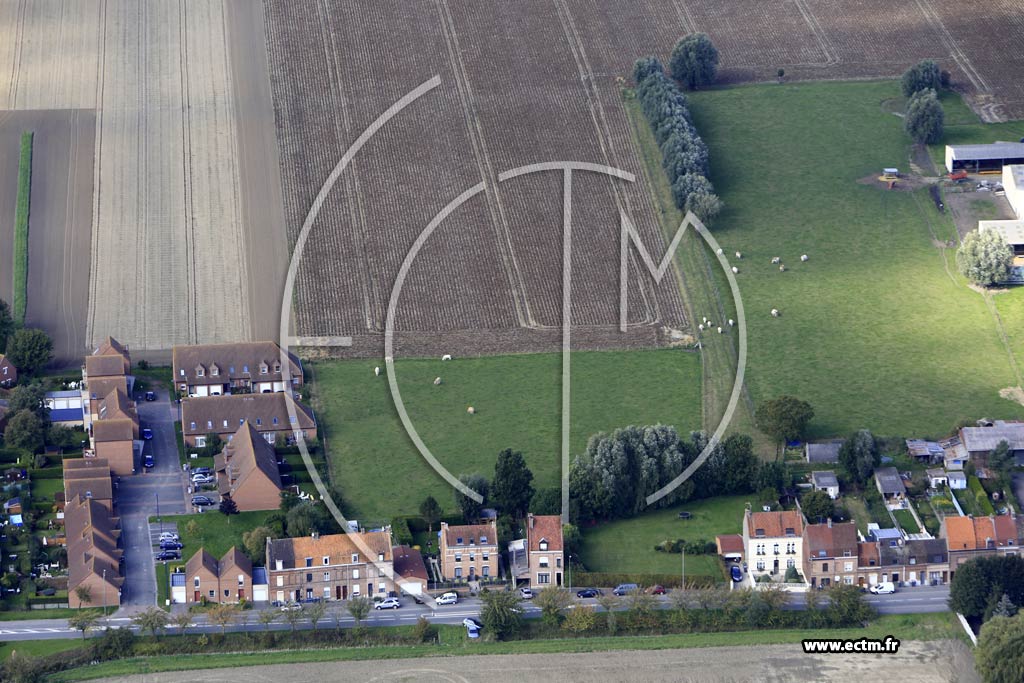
[556,572,562,587]
[238,588,245,600]
[336,585,342,600]
[342,585,348,600]
[194,591,200,602]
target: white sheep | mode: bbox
[779,264,786,272]
[716,248,723,256]
[800,254,809,262]
[771,257,780,264]
[717,326,723,334]
[698,323,704,332]
[728,319,735,327]
[433,377,442,386]
[771,308,780,317]
[467,406,475,415]
[374,366,380,376]
[731,266,739,274]
[441,354,452,361]
[735,251,742,259]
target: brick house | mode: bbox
[877,538,950,586]
[0,354,17,387]
[173,341,303,397]
[803,520,859,588]
[267,530,394,603]
[942,514,1023,577]
[183,547,253,604]
[439,521,498,582]
[82,338,131,430]
[96,388,139,438]
[526,514,564,588]
[392,545,429,596]
[92,419,136,476]
[63,458,114,513]
[742,509,804,579]
[214,421,283,511]
[65,495,123,608]
[181,393,317,448]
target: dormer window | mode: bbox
[785,527,795,536]
[207,421,213,429]
[456,537,464,545]
[323,556,329,565]
[273,362,281,373]
[259,363,269,374]
[229,366,235,374]
[190,421,196,430]
[211,365,220,377]
[222,420,228,427]
[755,529,765,538]
[256,418,262,426]
[196,365,205,377]
[480,535,488,544]
[351,553,359,563]
[243,365,249,374]
[539,540,548,551]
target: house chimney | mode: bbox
[529,514,535,529]
[311,530,319,540]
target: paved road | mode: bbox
[0,585,951,642]
[115,388,187,610]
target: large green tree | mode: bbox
[480,588,523,640]
[7,383,49,425]
[957,229,1014,286]
[4,410,45,452]
[419,496,442,535]
[755,396,814,456]
[900,59,942,97]
[801,490,835,523]
[669,33,719,90]
[904,88,944,144]
[975,613,1024,683]
[838,429,880,485]
[455,473,489,523]
[5,328,52,375]
[491,448,534,519]
[950,555,1024,620]
[285,501,330,537]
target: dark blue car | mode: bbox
[730,565,743,582]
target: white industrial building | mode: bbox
[945,142,1024,173]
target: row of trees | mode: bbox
[901,59,946,144]
[567,425,763,522]
[633,57,722,223]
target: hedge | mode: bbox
[572,571,717,589]
[31,467,64,479]
[12,131,33,322]
[26,595,69,607]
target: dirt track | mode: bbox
[98,639,978,683]
[0,109,94,363]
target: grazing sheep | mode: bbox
[717,326,723,334]
[374,366,381,376]
[467,406,475,414]
[800,254,809,262]
[728,319,734,326]
[433,377,442,386]
[442,354,452,361]
[771,308,780,317]
[779,264,786,272]
[731,266,739,274]
[716,248,724,256]
[735,251,742,259]
[771,257,780,264]
[698,324,705,332]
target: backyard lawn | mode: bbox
[892,508,919,533]
[682,81,1024,439]
[154,510,267,559]
[312,350,701,519]
[577,495,748,578]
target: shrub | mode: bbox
[901,59,942,97]
[957,229,1013,287]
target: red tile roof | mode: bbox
[527,514,563,552]
[392,545,428,583]
[747,510,804,538]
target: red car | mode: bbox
[648,585,667,595]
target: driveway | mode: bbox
[115,387,187,611]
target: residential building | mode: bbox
[91,419,137,476]
[878,538,949,586]
[0,354,16,387]
[63,458,113,512]
[439,521,498,582]
[803,520,859,588]
[926,468,948,489]
[715,534,744,561]
[173,553,262,605]
[173,341,303,397]
[948,471,968,490]
[184,549,220,604]
[942,515,1023,576]
[874,467,907,501]
[214,421,283,511]
[181,393,317,448]
[959,421,1024,464]
[392,545,429,596]
[805,441,842,464]
[742,509,804,578]
[96,388,139,438]
[867,524,903,547]
[810,471,840,500]
[942,436,969,470]
[267,530,394,603]
[526,513,564,588]
[81,338,132,429]
[65,494,123,608]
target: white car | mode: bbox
[868,582,896,595]
[375,597,401,610]
[435,592,458,606]
[519,587,534,599]
[159,532,179,542]
[462,617,483,629]
[191,474,215,485]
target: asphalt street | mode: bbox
[0,585,953,642]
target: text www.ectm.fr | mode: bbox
[801,637,900,654]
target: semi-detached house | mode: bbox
[181,393,316,448]
[267,530,394,603]
[172,341,303,397]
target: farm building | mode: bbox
[945,143,1024,173]
[1003,164,1024,219]
[805,441,842,464]
[948,471,968,490]
[959,420,1024,462]
[907,439,945,464]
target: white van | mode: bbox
[435,592,458,605]
[868,582,896,595]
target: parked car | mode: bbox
[612,583,638,596]
[647,585,667,595]
[159,541,183,550]
[191,474,214,485]
[466,624,480,639]
[375,597,401,610]
[143,454,155,469]
[576,588,602,599]
[155,550,180,561]
[280,602,302,612]
[462,617,483,629]
[519,587,534,599]
[869,582,896,595]
[144,391,156,401]
[435,592,458,605]
[191,467,212,475]
[730,565,744,583]
[141,428,154,440]
[191,495,215,506]
[159,532,179,542]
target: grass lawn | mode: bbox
[681,81,1024,439]
[843,496,871,537]
[31,477,63,501]
[892,508,919,532]
[156,510,268,559]
[312,350,701,519]
[1,637,81,661]
[578,495,748,577]
[46,612,964,680]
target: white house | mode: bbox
[926,468,948,489]
[948,471,968,490]
[742,508,804,578]
[810,471,840,500]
